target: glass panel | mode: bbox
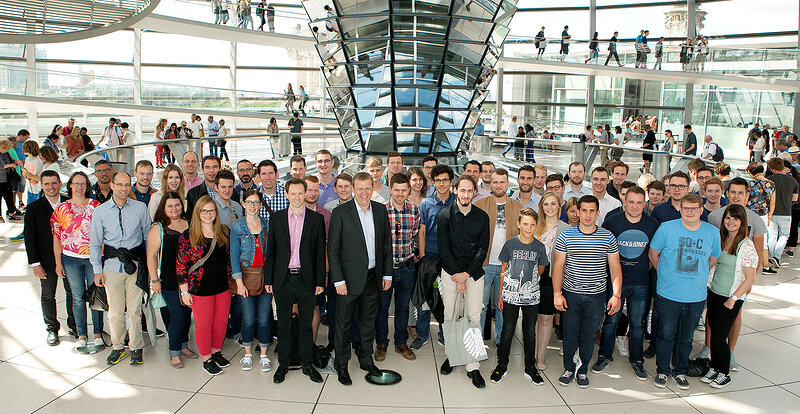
[339,16,390,39]
[372,109,394,128]
[393,40,446,62]
[337,0,390,16]
[348,63,390,85]
[449,19,494,43]
[343,40,390,62]
[453,0,497,20]
[445,42,485,66]
[397,132,433,153]
[365,132,394,152]
[392,0,451,14]
[432,131,453,152]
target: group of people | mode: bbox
[538,26,708,71]
[212,0,276,32]
[14,132,797,393]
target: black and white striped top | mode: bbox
[555,226,619,295]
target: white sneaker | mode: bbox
[240,354,253,371]
[75,339,87,350]
[260,355,272,372]
[615,336,629,357]
[93,337,105,347]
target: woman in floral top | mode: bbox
[176,195,233,376]
[52,172,103,351]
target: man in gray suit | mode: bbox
[328,172,393,385]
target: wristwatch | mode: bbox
[180,291,190,296]
[150,280,159,284]
[731,295,739,302]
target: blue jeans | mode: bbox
[598,284,648,363]
[562,291,605,374]
[376,264,415,347]
[228,295,243,338]
[208,140,218,157]
[480,264,503,344]
[61,255,103,337]
[160,290,191,357]
[654,294,706,376]
[241,293,273,346]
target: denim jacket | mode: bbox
[229,215,268,280]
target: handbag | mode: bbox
[442,293,488,367]
[229,264,265,296]
[84,284,109,312]
[7,167,21,183]
[150,292,167,308]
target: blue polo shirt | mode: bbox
[419,192,456,258]
[474,123,485,136]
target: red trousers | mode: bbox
[190,291,231,358]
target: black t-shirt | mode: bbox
[602,212,659,286]
[768,173,799,216]
[194,238,230,296]
[684,132,697,155]
[160,227,181,291]
[643,130,656,149]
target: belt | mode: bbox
[289,268,301,275]
[393,257,414,269]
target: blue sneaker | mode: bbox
[10,233,24,242]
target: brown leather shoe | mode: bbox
[395,344,416,361]
[374,344,387,361]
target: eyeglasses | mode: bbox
[433,178,451,184]
[199,209,217,215]
[546,185,563,191]
[96,168,112,173]
[243,200,260,206]
[681,206,701,212]
[668,184,689,190]
[697,176,711,181]
[71,182,87,187]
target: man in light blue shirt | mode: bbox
[90,171,151,365]
[474,119,485,137]
[511,165,542,210]
[563,162,592,200]
[207,115,220,157]
[212,170,243,228]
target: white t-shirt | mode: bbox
[507,121,518,137]
[190,121,204,137]
[489,202,507,265]
[24,156,43,194]
[702,142,718,158]
[754,137,766,151]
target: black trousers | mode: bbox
[605,51,620,65]
[786,203,800,248]
[41,270,76,334]
[497,302,538,370]
[334,269,379,370]
[291,136,302,155]
[706,290,743,375]
[0,182,17,216]
[274,271,316,368]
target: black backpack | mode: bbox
[712,143,724,162]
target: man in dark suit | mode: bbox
[186,155,220,217]
[265,178,326,384]
[328,172,393,385]
[23,170,76,345]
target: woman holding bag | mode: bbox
[230,189,273,372]
[176,195,233,376]
[147,191,196,368]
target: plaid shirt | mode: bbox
[386,199,420,264]
[258,183,289,221]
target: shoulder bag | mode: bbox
[181,236,217,306]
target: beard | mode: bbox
[519,183,533,193]
[240,174,252,184]
[458,198,472,207]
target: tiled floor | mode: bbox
[1,222,799,414]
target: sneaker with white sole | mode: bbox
[632,362,648,381]
[654,373,668,388]
[770,257,781,269]
[558,370,574,386]
[260,356,272,372]
[240,354,253,371]
[674,374,690,390]
[576,373,589,388]
[409,337,429,350]
[692,346,710,360]
[75,339,87,350]
[701,368,718,384]
[710,373,731,389]
[615,336,629,357]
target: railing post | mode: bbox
[474,135,491,155]
[652,151,670,178]
[571,141,585,164]
[117,147,136,176]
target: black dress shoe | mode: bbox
[46,331,59,346]
[273,365,289,383]
[337,368,352,386]
[467,369,486,388]
[360,364,382,378]
[440,358,453,375]
[68,328,78,339]
[303,366,323,383]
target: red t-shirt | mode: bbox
[251,234,263,267]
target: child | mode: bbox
[490,208,549,385]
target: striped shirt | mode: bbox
[555,226,619,295]
[386,199,420,264]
